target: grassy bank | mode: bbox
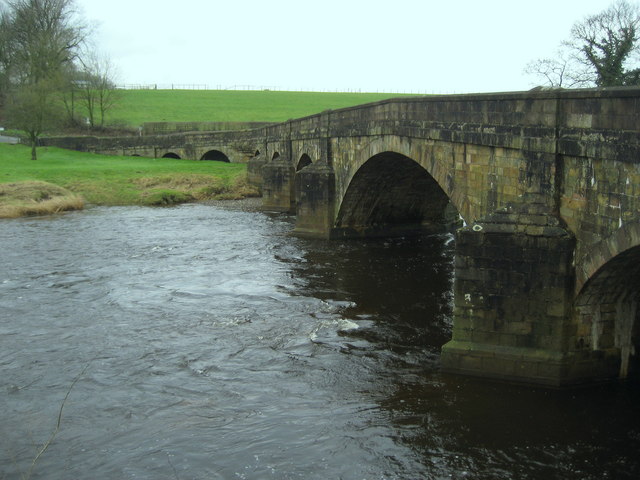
[0,143,258,217]
[3,89,408,216]
[111,89,416,126]
[0,181,84,218]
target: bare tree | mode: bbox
[569,0,640,86]
[0,4,14,108]
[524,50,592,88]
[5,79,63,159]
[1,0,88,148]
[58,64,82,127]
[527,0,640,88]
[78,52,120,128]
[2,0,86,85]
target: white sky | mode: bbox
[75,0,616,94]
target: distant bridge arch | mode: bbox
[200,150,230,162]
[162,152,181,159]
[296,154,313,172]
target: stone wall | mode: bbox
[142,121,272,135]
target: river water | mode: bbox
[1,203,639,480]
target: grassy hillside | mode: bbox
[111,89,416,126]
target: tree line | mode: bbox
[526,0,640,88]
[0,0,118,159]
[1,1,639,161]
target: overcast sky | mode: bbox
[75,0,616,94]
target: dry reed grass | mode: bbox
[0,181,84,218]
[133,173,260,202]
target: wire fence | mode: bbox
[115,83,437,95]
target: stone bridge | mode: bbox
[50,87,640,387]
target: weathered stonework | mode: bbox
[294,163,336,238]
[440,197,582,386]
[262,152,295,213]
[142,121,271,135]
[247,152,267,191]
[46,87,640,386]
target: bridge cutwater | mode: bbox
[44,87,640,387]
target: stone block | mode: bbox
[262,157,295,213]
[515,335,535,348]
[458,353,485,372]
[483,356,517,377]
[499,334,518,347]
[505,322,533,335]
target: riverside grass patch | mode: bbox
[0,143,258,212]
[112,89,417,126]
[0,181,84,218]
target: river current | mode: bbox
[1,203,639,479]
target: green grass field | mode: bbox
[0,143,255,213]
[111,89,416,126]
[2,88,412,215]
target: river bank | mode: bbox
[0,181,84,218]
[0,178,260,218]
[0,143,259,218]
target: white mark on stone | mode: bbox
[465,294,472,302]
[472,224,483,232]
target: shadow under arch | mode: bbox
[162,152,181,159]
[296,154,312,172]
[577,221,640,292]
[333,151,460,238]
[574,236,640,380]
[200,150,230,162]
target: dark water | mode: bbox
[1,203,639,480]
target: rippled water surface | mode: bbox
[1,203,640,479]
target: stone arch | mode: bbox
[272,152,280,160]
[574,229,640,380]
[200,150,230,162]
[577,222,640,292]
[162,152,181,159]
[332,136,475,223]
[333,151,459,237]
[296,154,312,172]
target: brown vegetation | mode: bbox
[0,181,84,218]
[133,173,260,205]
